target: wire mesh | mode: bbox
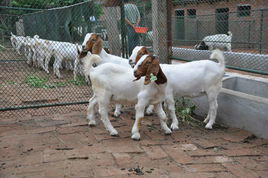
[171,0,268,74]
[0,0,267,117]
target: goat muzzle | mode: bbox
[129,60,135,68]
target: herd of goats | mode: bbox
[10,32,230,140]
[10,32,84,80]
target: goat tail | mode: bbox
[210,49,225,67]
[83,54,102,76]
[227,31,232,37]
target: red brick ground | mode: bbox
[0,107,267,178]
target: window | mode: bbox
[237,5,251,17]
[187,9,196,18]
[175,10,184,16]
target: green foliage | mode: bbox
[68,75,87,86]
[10,0,89,9]
[25,75,49,88]
[175,97,202,127]
[25,74,87,89]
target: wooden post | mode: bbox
[103,6,121,56]
[151,0,170,64]
[16,19,25,36]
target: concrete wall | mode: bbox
[192,73,268,139]
[172,47,268,73]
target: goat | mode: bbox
[10,33,27,55]
[194,31,232,51]
[79,33,131,117]
[129,46,225,129]
[81,53,170,140]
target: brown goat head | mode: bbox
[134,55,167,85]
[84,33,103,54]
[135,47,150,64]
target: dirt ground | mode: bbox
[0,49,91,111]
[0,105,268,178]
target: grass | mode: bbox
[25,74,87,89]
[25,75,49,88]
[68,75,88,86]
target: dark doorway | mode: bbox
[175,10,185,40]
[216,8,229,34]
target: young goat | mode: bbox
[10,33,27,55]
[82,53,170,140]
[129,46,225,129]
[194,31,232,51]
[79,33,131,117]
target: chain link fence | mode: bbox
[0,0,155,118]
[171,0,268,74]
[0,0,267,117]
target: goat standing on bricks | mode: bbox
[129,46,225,129]
[78,33,132,118]
[81,52,170,140]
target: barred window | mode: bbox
[187,9,196,18]
[237,5,251,17]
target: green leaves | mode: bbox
[150,73,157,82]
[175,97,201,127]
[10,0,88,9]
[25,74,87,89]
[25,75,48,88]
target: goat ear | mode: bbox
[144,57,160,85]
[136,47,150,63]
[79,51,88,59]
[155,67,167,85]
[92,35,103,54]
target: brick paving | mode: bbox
[0,107,267,178]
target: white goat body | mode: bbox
[196,32,232,51]
[130,47,225,129]
[83,54,171,140]
[10,33,27,55]
[78,33,131,117]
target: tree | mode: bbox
[10,0,89,9]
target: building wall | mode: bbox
[172,0,268,49]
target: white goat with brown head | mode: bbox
[130,46,225,129]
[77,33,131,118]
[81,52,170,140]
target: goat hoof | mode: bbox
[203,118,209,124]
[170,124,179,131]
[164,129,172,135]
[145,109,153,116]
[110,129,118,136]
[131,133,141,141]
[88,120,96,126]
[112,112,121,118]
[145,112,153,116]
[205,124,213,129]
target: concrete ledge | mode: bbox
[192,73,268,138]
[172,47,268,72]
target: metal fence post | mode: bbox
[103,6,121,56]
[167,0,172,63]
[120,1,128,58]
[259,9,264,54]
[152,0,169,64]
